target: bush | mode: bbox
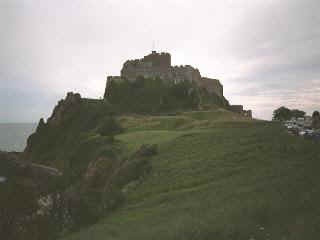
[105,77,205,114]
[97,117,123,137]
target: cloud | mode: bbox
[0,0,319,122]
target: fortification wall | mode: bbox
[120,52,202,85]
[143,51,171,67]
[229,105,252,118]
[109,51,225,103]
[121,51,172,82]
[121,64,171,82]
[169,65,201,83]
[104,51,252,116]
[198,77,223,97]
[229,105,244,113]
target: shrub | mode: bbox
[105,77,214,114]
[97,117,123,137]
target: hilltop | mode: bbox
[106,51,252,117]
[58,108,320,240]
[3,52,320,240]
[19,91,320,240]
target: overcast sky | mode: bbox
[1,0,319,122]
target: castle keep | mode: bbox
[108,51,223,98]
[106,51,251,117]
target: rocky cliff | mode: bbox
[47,92,82,126]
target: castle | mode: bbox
[107,51,224,98]
[105,51,251,117]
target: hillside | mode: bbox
[59,110,320,239]
[6,51,317,239]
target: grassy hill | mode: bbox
[61,110,320,240]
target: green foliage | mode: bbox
[97,117,123,137]
[63,120,320,240]
[312,110,319,118]
[291,109,306,118]
[105,77,207,114]
[26,100,115,170]
[272,106,305,121]
[18,100,126,237]
[19,92,320,240]
[19,99,160,238]
[272,106,292,121]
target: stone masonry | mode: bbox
[109,51,224,98]
[105,51,252,118]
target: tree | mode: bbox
[312,111,320,129]
[272,106,292,121]
[291,109,306,118]
[272,107,307,121]
[312,111,320,119]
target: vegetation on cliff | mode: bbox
[105,76,228,114]
[3,83,319,240]
[1,93,155,239]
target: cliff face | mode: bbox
[47,92,82,126]
[23,92,112,168]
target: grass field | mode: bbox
[63,111,320,240]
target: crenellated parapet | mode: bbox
[121,51,171,82]
[112,51,224,98]
[229,105,252,118]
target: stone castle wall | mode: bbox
[229,105,244,113]
[120,51,171,82]
[115,51,224,98]
[229,105,252,118]
[104,51,251,117]
[198,77,223,97]
[143,51,171,67]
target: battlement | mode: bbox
[103,51,253,114]
[143,51,171,68]
[108,51,227,101]
[110,51,226,100]
[122,51,171,69]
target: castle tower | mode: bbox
[142,51,171,68]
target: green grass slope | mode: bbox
[63,114,320,240]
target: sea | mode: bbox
[0,123,37,152]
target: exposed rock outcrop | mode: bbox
[47,92,82,126]
[25,92,83,154]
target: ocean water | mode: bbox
[0,123,37,152]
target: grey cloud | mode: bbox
[220,0,320,119]
[1,0,319,122]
